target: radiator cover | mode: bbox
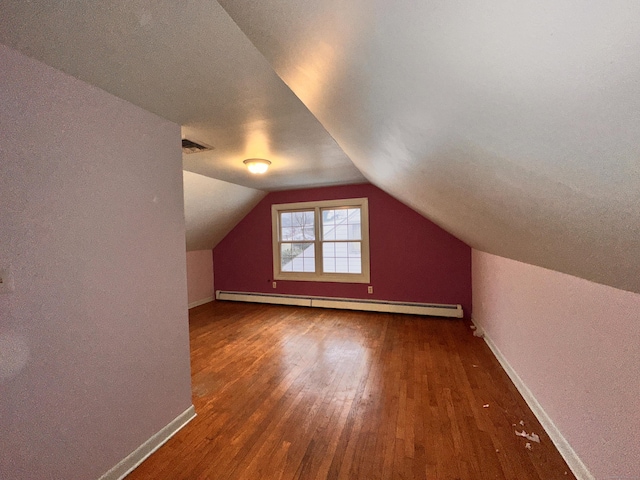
[215,291,463,318]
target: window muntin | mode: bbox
[272,198,370,283]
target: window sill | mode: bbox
[274,272,370,284]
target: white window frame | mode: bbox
[272,198,370,283]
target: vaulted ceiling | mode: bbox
[1,0,639,294]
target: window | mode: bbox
[272,198,370,283]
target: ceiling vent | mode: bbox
[182,138,213,154]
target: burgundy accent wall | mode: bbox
[214,184,472,317]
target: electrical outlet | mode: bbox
[367,285,373,294]
[272,281,277,289]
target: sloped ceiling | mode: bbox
[0,0,365,252]
[1,1,639,293]
[218,0,640,294]
[183,172,265,251]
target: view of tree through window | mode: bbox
[280,210,315,272]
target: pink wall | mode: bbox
[472,250,640,479]
[214,184,472,316]
[0,46,192,479]
[186,250,214,306]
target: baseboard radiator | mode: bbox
[215,290,463,318]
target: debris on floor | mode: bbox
[470,323,484,337]
[525,442,532,450]
[519,420,525,426]
[515,430,540,443]
[483,404,490,408]
[472,364,479,368]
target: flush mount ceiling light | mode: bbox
[243,158,271,174]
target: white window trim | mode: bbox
[272,198,370,283]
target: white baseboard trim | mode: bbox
[216,290,463,318]
[98,405,197,480]
[188,296,214,309]
[473,320,594,480]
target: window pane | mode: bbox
[348,242,362,273]
[321,241,362,274]
[321,209,337,240]
[323,258,336,273]
[348,208,361,223]
[347,208,361,240]
[322,207,361,241]
[280,212,292,227]
[303,226,314,240]
[322,242,335,257]
[281,226,294,241]
[295,211,314,240]
[335,225,348,240]
[335,257,349,273]
[322,209,336,240]
[304,211,315,223]
[282,210,314,241]
[348,258,362,273]
[335,242,348,257]
[303,257,315,271]
[281,242,315,272]
[349,224,361,241]
[334,208,348,222]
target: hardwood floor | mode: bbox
[127,301,576,479]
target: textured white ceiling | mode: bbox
[1,0,639,292]
[218,0,640,293]
[0,1,365,192]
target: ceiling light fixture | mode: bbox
[243,158,271,174]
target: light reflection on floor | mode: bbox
[278,317,372,399]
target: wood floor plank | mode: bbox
[126,302,577,480]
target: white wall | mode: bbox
[186,250,214,308]
[472,249,640,479]
[0,45,192,479]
